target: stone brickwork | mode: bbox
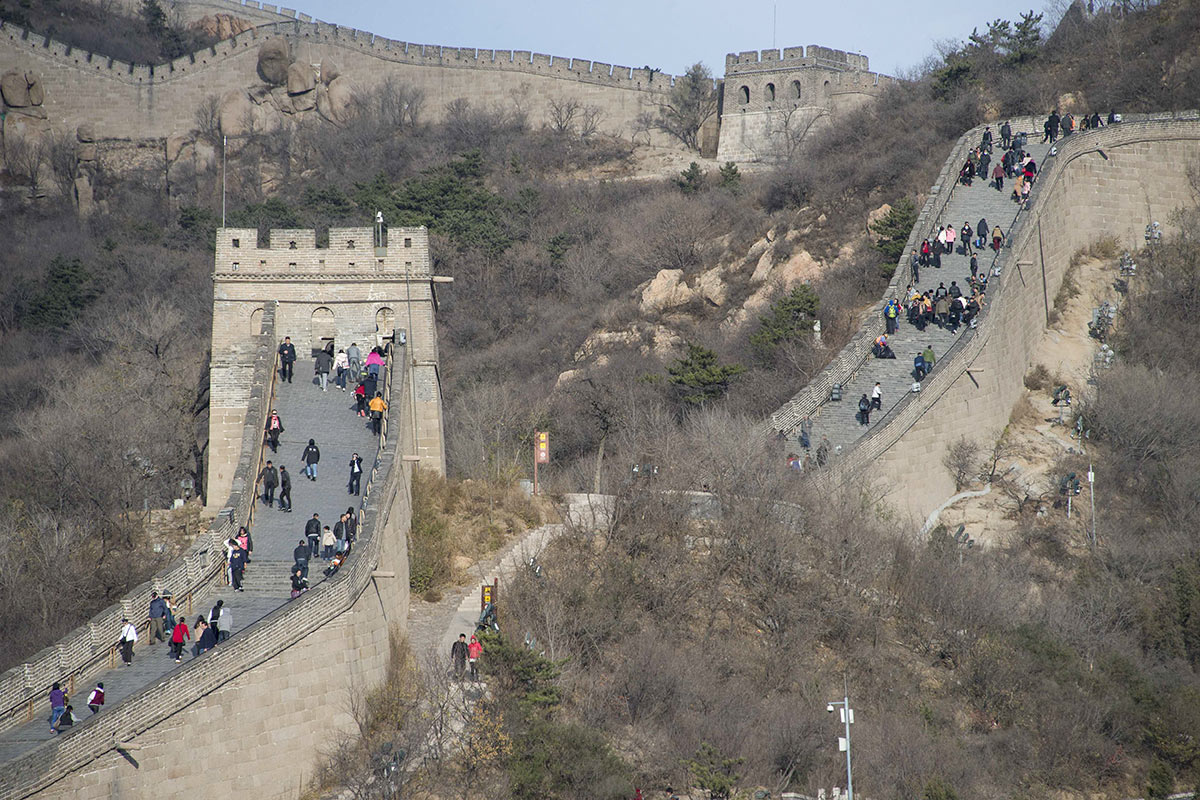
[0,351,414,800]
[716,45,895,163]
[0,18,678,145]
[0,8,885,166]
[207,225,444,508]
[0,305,275,740]
[822,114,1200,522]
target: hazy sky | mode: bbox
[289,1,1055,78]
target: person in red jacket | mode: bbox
[467,635,484,681]
[170,618,190,663]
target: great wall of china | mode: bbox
[0,0,889,174]
[1,1,1200,796]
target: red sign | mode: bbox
[535,431,549,464]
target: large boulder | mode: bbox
[640,269,695,313]
[76,123,95,143]
[1,70,30,107]
[319,60,340,85]
[26,73,44,106]
[218,89,254,136]
[325,76,355,122]
[193,13,254,40]
[866,203,892,240]
[257,39,290,85]
[74,175,95,216]
[290,87,316,112]
[287,62,315,96]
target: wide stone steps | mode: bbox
[801,134,1052,463]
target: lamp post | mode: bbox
[826,681,855,800]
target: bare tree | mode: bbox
[943,436,981,491]
[47,131,81,200]
[194,94,221,144]
[579,105,605,139]
[5,132,48,197]
[546,97,581,134]
[767,106,831,162]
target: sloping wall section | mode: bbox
[824,115,1200,520]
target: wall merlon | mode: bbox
[783,45,806,60]
[760,48,781,62]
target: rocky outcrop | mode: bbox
[640,269,696,313]
[1,70,46,117]
[257,39,290,85]
[192,13,255,40]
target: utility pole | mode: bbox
[826,678,855,800]
[1088,464,1096,549]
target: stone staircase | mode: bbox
[803,134,1052,461]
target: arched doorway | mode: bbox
[249,307,263,336]
[375,307,396,347]
[311,306,335,354]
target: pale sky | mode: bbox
[288,0,1054,78]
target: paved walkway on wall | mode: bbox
[0,362,379,766]
[802,135,1052,463]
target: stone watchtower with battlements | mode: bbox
[207,224,446,509]
[716,45,894,163]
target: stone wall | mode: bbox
[0,18,677,145]
[207,225,444,508]
[0,352,413,800]
[0,305,276,744]
[716,46,894,163]
[828,114,1200,521]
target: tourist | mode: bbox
[170,616,190,662]
[119,616,138,667]
[871,382,882,411]
[258,460,279,506]
[354,379,367,417]
[87,682,105,715]
[468,635,483,681]
[193,618,217,657]
[52,705,76,733]
[209,600,224,641]
[294,537,311,579]
[265,410,284,453]
[345,507,358,545]
[48,682,66,732]
[365,347,385,378]
[291,568,308,598]
[315,346,333,391]
[348,453,363,495]
[1000,120,1011,148]
[321,525,336,560]
[302,439,320,481]
[148,591,167,645]
[305,515,321,560]
[278,465,292,512]
[992,226,1004,252]
[219,603,233,642]
[857,394,871,426]
[278,336,297,383]
[230,541,247,592]
[334,348,349,390]
[347,342,362,382]
[369,393,388,435]
[451,633,469,680]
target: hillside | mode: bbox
[1,1,1200,797]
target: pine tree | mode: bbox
[676,162,705,194]
[667,344,744,406]
[870,197,918,262]
[749,284,820,356]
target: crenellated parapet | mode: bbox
[716,43,895,163]
[213,226,432,281]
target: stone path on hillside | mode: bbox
[803,133,1052,462]
[407,523,565,667]
[0,360,378,765]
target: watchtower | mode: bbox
[207,224,447,508]
[717,45,892,163]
